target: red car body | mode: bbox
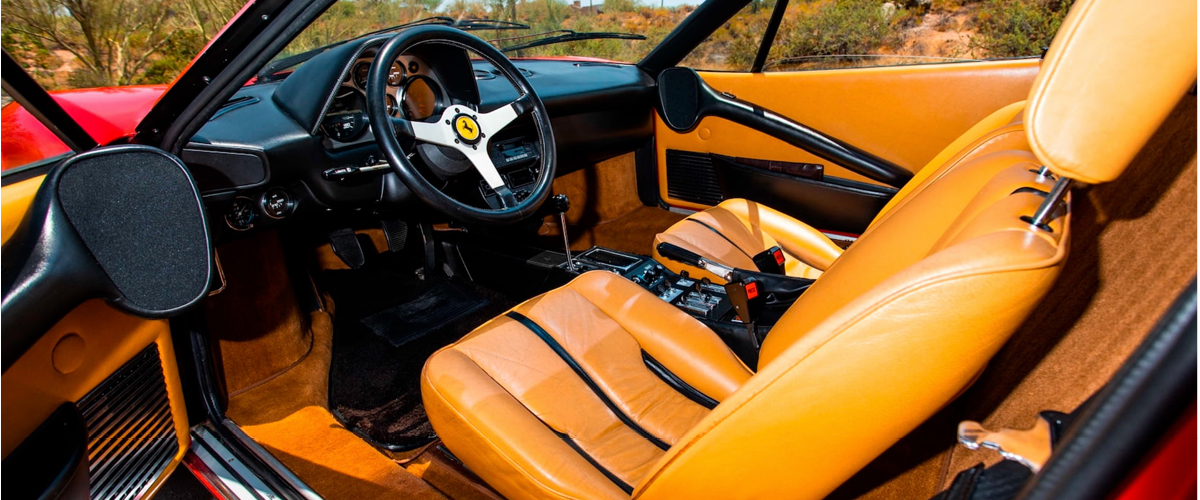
[1,86,167,171]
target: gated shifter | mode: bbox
[549,194,578,272]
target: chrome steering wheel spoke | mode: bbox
[395,96,534,206]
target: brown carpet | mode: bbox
[832,95,1197,500]
[207,234,314,396]
[208,231,447,500]
[541,152,686,255]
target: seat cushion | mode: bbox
[421,271,751,500]
[653,199,844,283]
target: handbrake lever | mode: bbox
[656,242,735,281]
[658,242,765,346]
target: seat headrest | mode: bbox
[1025,0,1196,184]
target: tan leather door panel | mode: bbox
[655,58,1041,211]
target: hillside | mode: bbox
[1,0,1071,91]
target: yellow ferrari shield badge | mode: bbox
[454,115,480,142]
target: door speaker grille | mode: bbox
[78,343,179,500]
[665,149,723,206]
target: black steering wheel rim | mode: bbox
[366,25,556,224]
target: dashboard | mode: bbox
[182,33,656,241]
[320,55,442,144]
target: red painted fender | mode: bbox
[1,85,167,171]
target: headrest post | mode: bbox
[1036,166,1052,179]
[1029,177,1073,229]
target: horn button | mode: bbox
[453,114,482,145]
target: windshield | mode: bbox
[272,0,702,70]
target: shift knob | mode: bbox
[549,194,570,214]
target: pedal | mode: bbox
[328,228,366,269]
[381,220,408,252]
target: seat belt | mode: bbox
[685,219,788,274]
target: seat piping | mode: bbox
[686,218,756,260]
[505,312,672,451]
[555,429,635,494]
[444,345,636,495]
[641,351,719,409]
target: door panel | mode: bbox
[1,166,194,499]
[655,58,1041,220]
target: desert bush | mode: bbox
[1,0,245,88]
[772,0,904,62]
[971,0,1073,57]
[1,0,1076,90]
[605,0,640,13]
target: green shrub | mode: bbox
[605,0,640,13]
[771,0,904,62]
[971,0,1073,57]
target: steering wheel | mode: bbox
[366,25,556,224]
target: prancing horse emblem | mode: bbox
[454,115,480,143]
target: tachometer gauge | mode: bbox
[402,76,441,121]
[353,62,370,88]
[387,62,405,86]
[386,94,399,116]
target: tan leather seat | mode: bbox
[421,1,1195,498]
[652,99,1029,283]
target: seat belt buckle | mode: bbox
[723,277,765,348]
[752,246,786,274]
[957,415,1055,472]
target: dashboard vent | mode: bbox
[665,149,724,206]
[78,343,179,500]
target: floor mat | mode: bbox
[359,280,492,346]
[323,266,517,451]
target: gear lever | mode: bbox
[549,194,578,272]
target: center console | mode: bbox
[564,246,795,366]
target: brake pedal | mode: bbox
[328,228,365,269]
[381,220,408,252]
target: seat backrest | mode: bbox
[634,0,1195,498]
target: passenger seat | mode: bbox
[653,99,1029,283]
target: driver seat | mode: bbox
[419,1,1195,498]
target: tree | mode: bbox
[1,0,178,86]
[178,0,246,41]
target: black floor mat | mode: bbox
[323,264,517,451]
[359,280,491,346]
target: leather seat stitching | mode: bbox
[421,358,612,500]
[506,311,673,451]
[865,127,1026,234]
[635,240,1069,494]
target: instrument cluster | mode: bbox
[320,55,445,144]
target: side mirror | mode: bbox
[1,145,213,371]
[657,67,714,132]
